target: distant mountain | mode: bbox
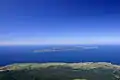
[0,62,120,80]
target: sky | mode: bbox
[0,0,120,45]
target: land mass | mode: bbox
[33,46,98,53]
[0,62,120,80]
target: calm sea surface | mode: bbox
[0,45,120,66]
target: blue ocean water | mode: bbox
[0,45,120,66]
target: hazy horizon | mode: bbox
[0,0,120,45]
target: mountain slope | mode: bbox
[0,62,120,80]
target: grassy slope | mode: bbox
[0,62,120,80]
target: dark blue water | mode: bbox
[0,45,120,66]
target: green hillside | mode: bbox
[0,62,120,80]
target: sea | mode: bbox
[0,45,120,66]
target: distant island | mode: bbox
[0,62,120,80]
[33,46,99,53]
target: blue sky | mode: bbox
[0,0,120,45]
